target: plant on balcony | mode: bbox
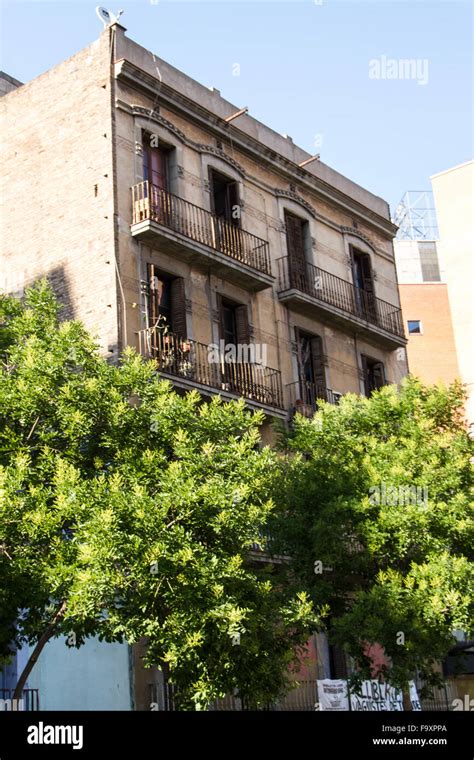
[151,316,193,377]
[0,282,319,711]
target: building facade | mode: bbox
[1,23,408,709]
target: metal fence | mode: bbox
[0,688,40,711]
[149,679,317,712]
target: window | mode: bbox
[285,211,308,289]
[147,263,186,337]
[407,320,422,335]
[329,643,348,679]
[296,329,326,405]
[418,242,441,282]
[218,296,250,348]
[209,169,240,226]
[351,247,377,322]
[217,296,252,395]
[142,133,170,190]
[221,301,238,347]
[361,354,386,397]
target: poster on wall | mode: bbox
[350,679,421,711]
[350,680,403,711]
[317,679,421,711]
[317,679,349,711]
[409,680,422,711]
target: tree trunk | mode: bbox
[403,685,412,711]
[13,601,66,701]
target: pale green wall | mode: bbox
[27,636,132,711]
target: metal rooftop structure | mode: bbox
[393,190,439,241]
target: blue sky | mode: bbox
[1,0,472,214]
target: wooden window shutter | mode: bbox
[147,263,159,327]
[373,361,385,390]
[294,326,301,360]
[208,167,216,214]
[285,211,307,287]
[330,644,348,679]
[216,294,225,341]
[235,304,250,346]
[170,277,187,338]
[361,253,377,322]
[360,253,374,296]
[310,335,326,391]
[143,133,169,190]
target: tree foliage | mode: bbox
[270,379,473,690]
[0,282,315,709]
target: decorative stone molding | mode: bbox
[203,179,211,192]
[131,104,246,178]
[275,189,316,218]
[132,106,186,142]
[290,341,298,354]
[177,165,185,178]
[211,308,221,323]
[341,226,375,249]
[185,298,193,313]
[277,220,287,234]
[135,141,143,156]
[311,237,317,249]
[196,145,246,177]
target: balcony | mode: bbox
[131,182,274,291]
[277,257,406,349]
[137,328,285,415]
[0,688,39,711]
[287,380,341,418]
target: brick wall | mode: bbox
[399,283,460,385]
[0,31,119,357]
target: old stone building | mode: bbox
[1,22,408,709]
[1,23,407,432]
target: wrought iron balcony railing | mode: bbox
[287,380,341,417]
[137,328,284,410]
[277,257,404,338]
[132,182,272,276]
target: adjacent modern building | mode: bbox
[1,22,409,709]
[393,162,474,429]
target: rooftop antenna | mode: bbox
[96,6,124,28]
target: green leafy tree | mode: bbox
[270,379,473,696]
[0,282,316,709]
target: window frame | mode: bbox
[407,319,423,335]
